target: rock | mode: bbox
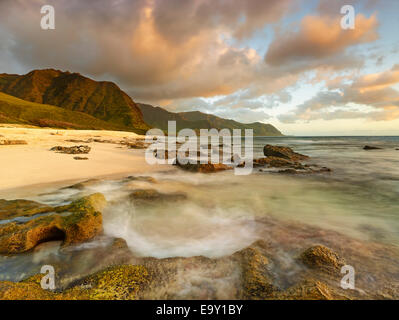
[0,264,149,300]
[63,179,101,190]
[263,145,309,161]
[233,243,277,299]
[129,189,187,204]
[0,139,28,145]
[125,140,148,149]
[278,168,298,174]
[50,145,91,154]
[254,157,297,168]
[111,238,129,250]
[300,245,345,273]
[124,176,157,183]
[270,280,345,300]
[175,160,232,173]
[65,139,93,143]
[0,193,106,254]
[363,145,382,150]
[0,199,53,221]
[73,157,89,160]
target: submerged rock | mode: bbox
[263,145,309,161]
[63,179,101,190]
[0,193,106,254]
[129,189,187,204]
[50,145,91,154]
[300,245,346,273]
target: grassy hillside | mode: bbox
[0,69,149,134]
[138,103,283,136]
[0,92,138,131]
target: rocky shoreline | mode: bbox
[0,142,398,300]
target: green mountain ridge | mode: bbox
[0,69,149,134]
[138,103,283,136]
[0,92,132,131]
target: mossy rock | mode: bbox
[0,193,106,254]
[0,265,149,300]
[300,245,346,273]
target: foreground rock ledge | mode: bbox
[0,193,106,254]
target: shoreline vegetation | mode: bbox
[0,125,398,300]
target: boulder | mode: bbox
[0,193,106,254]
[50,145,91,154]
[299,245,346,273]
[263,145,309,161]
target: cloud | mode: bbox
[265,14,378,66]
[279,65,399,122]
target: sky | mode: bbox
[0,0,398,136]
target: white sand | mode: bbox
[0,125,166,197]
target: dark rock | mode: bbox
[263,145,309,161]
[73,157,89,160]
[50,145,91,154]
[363,145,382,150]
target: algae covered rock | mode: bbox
[0,193,106,254]
[234,241,277,299]
[0,265,149,300]
[270,280,345,300]
[300,245,346,273]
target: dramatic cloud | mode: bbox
[280,65,399,122]
[265,14,378,66]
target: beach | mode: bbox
[0,125,165,197]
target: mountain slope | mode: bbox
[0,69,149,134]
[0,92,133,131]
[138,103,283,136]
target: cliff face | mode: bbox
[0,69,149,133]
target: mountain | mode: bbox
[0,92,131,131]
[138,103,283,136]
[0,69,149,134]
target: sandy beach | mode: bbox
[0,125,164,197]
